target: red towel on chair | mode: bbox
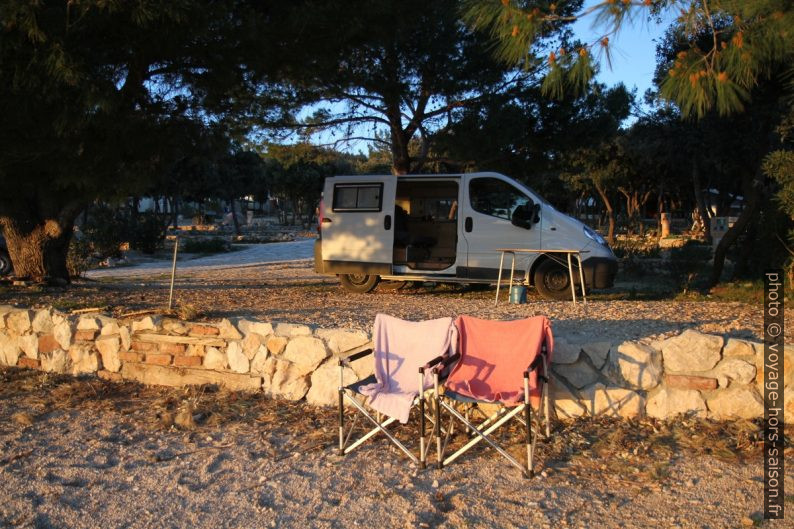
[444,315,553,408]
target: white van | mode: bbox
[314,172,617,300]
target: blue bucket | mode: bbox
[509,285,527,304]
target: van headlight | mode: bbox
[583,226,607,246]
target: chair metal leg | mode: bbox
[419,369,426,469]
[434,372,443,469]
[338,387,344,456]
[524,374,534,478]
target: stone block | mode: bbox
[77,316,101,331]
[132,341,158,352]
[551,339,581,365]
[0,333,21,366]
[120,363,262,392]
[18,334,38,359]
[227,341,249,373]
[583,383,644,418]
[173,355,202,367]
[237,319,274,337]
[707,388,764,420]
[242,333,266,360]
[119,352,143,363]
[250,347,269,375]
[661,329,723,372]
[74,329,97,342]
[190,325,219,336]
[32,309,54,334]
[646,387,707,419]
[306,360,357,406]
[315,328,370,355]
[218,318,243,340]
[6,310,32,335]
[95,335,121,373]
[664,374,717,391]
[131,316,161,333]
[549,375,586,420]
[38,334,60,354]
[160,343,187,355]
[553,360,600,390]
[711,358,755,387]
[266,336,288,355]
[723,338,756,358]
[282,336,329,376]
[17,357,40,369]
[40,350,69,373]
[203,347,227,370]
[755,344,794,391]
[582,341,611,370]
[53,321,72,350]
[145,354,172,366]
[274,323,312,338]
[612,342,662,390]
[69,343,99,374]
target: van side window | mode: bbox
[469,178,530,220]
[332,184,383,212]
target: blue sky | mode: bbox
[571,2,678,98]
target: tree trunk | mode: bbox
[594,181,616,245]
[691,160,711,242]
[0,206,80,284]
[229,196,241,235]
[709,175,761,286]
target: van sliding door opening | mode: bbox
[393,180,459,271]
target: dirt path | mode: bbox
[0,369,790,529]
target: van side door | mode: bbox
[459,174,541,278]
[320,177,397,272]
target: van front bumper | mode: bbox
[582,256,618,289]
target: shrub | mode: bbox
[81,204,129,259]
[67,237,93,278]
[129,212,168,254]
[669,240,712,290]
[180,237,230,254]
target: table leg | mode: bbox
[577,252,587,305]
[567,252,577,305]
[508,252,516,291]
[495,251,506,306]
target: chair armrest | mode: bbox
[339,348,373,367]
[426,352,460,374]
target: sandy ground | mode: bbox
[0,369,791,529]
[3,256,789,344]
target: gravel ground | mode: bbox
[1,369,791,529]
[2,258,789,344]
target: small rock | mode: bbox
[175,408,196,429]
[11,412,34,427]
[431,479,439,488]
[158,411,175,428]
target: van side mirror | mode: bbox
[532,203,541,223]
[511,203,533,229]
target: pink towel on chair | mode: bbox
[358,314,457,424]
[444,315,553,407]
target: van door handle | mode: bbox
[465,217,473,232]
[384,215,392,230]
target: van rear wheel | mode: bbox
[339,273,379,293]
[534,259,576,301]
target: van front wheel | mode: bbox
[339,274,380,293]
[533,259,576,301]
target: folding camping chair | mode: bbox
[337,314,457,468]
[432,315,553,478]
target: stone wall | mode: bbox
[0,305,791,422]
